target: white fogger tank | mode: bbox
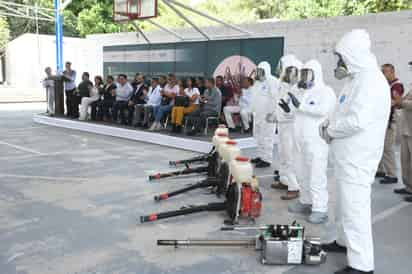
[212,132,229,152]
[220,140,241,163]
[230,156,254,185]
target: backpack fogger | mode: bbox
[148,127,229,181]
[169,125,229,167]
[153,139,240,202]
[158,223,327,266]
[141,156,262,225]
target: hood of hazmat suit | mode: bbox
[328,29,391,174]
[294,59,336,139]
[327,29,391,272]
[250,61,278,164]
[250,61,278,120]
[293,60,337,215]
[276,55,303,123]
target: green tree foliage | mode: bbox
[0,16,10,49]
[1,0,412,41]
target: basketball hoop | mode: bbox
[113,0,158,23]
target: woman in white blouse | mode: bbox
[171,77,200,133]
[79,76,103,121]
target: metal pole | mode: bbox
[162,0,209,40]
[54,0,63,73]
[146,19,184,41]
[167,0,252,36]
[131,22,151,44]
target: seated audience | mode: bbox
[74,72,93,119]
[223,77,253,133]
[79,75,103,121]
[186,78,222,136]
[171,77,200,133]
[150,73,179,131]
[128,73,147,125]
[216,75,233,109]
[93,75,116,121]
[196,77,206,95]
[134,77,162,128]
[112,74,134,125]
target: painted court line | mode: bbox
[0,173,88,182]
[372,202,410,224]
[0,140,44,155]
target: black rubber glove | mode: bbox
[278,99,291,113]
[288,92,300,108]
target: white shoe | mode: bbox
[155,123,163,130]
[149,122,158,131]
[288,201,312,215]
[307,211,328,224]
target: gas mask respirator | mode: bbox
[255,67,266,81]
[298,68,315,89]
[282,66,299,85]
[334,53,349,80]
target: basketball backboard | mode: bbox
[114,0,158,23]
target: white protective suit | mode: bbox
[294,60,336,213]
[251,61,279,164]
[327,30,391,271]
[276,55,303,191]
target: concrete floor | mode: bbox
[0,103,411,274]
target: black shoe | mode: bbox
[394,188,412,195]
[274,170,280,182]
[134,122,142,128]
[187,129,198,136]
[255,160,271,168]
[321,241,347,253]
[380,176,398,184]
[251,157,261,164]
[404,196,412,202]
[176,125,182,134]
[335,266,373,274]
[375,171,386,178]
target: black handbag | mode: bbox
[174,96,189,107]
[161,95,172,106]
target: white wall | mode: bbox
[5,33,101,89]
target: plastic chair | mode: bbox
[204,112,221,135]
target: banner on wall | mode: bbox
[103,37,284,92]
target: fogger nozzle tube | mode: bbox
[157,239,256,247]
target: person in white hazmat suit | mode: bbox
[250,61,278,168]
[319,30,391,274]
[271,55,303,200]
[284,60,336,224]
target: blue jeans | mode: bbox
[153,104,172,122]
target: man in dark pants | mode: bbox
[187,78,222,136]
[94,75,116,121]
[112,74,133,125]
[63,62,77,118]
[128,73,146,125]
